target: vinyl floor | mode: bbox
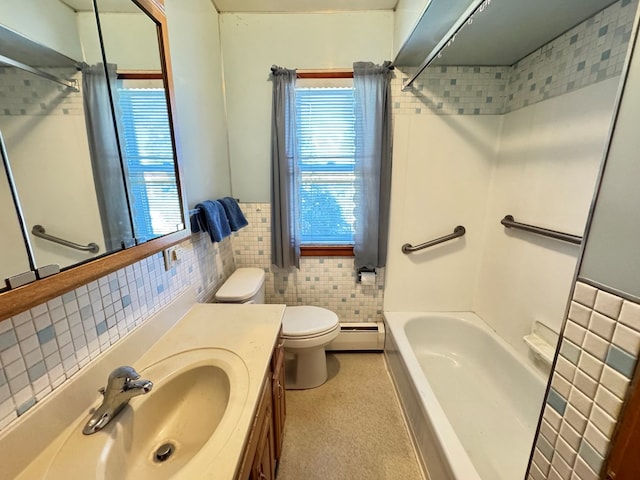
[276,352,424,480]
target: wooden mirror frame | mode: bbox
[0,0,189,323]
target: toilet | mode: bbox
[214,268,340,389]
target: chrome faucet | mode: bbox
[83,366,153,435]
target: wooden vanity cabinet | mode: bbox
[271,338,286,462]
[236,336,286,480]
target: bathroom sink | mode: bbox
[44,348,249,480]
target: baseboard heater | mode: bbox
[325,322,385,351]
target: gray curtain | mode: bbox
[353,61,393,269]
[82,63,133,251]
[270,66,300,269]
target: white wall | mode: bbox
[0,0,83,61]
[220,11,393,202]
[77,13,161,69]
[165,0,232,206]
[384,114,502,311]
[393,0,430,59]
[474,78,621,357]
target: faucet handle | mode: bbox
[108,366,140,382]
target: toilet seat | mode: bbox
[282,306,340,339]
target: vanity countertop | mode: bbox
[3,292,285,480]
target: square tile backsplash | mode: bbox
[233,203,385,323]
[530,281,640,480]
[0,231,235,431]
[393,0,637,116]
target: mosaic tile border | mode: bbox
[529,281,640,480]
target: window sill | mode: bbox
[300,245,354,257]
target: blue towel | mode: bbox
[218,197,248,231]
[194,200,231,242]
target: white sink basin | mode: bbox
[43,348,249,480]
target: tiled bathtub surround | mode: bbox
[0,231,235,431]
[393,0,637,115]
[233,203,385,323]
[529,282,640,480]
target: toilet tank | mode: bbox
[214,268,265,303]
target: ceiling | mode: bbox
[211,0,398,13]
[61,0,398,13]
[59,0,141,13]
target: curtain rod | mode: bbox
[0,53,79,92]
[402,0,487,91]
[271,64,394,76]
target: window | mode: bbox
[116,79,181,242]
[295,83,357,248]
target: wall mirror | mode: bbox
[0,0,187,318]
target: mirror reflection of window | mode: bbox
[115,75,181,242]
[96,0,183,244]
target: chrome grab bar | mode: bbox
[402,225,466,254]
[32,225,100,253]
[500,215,582,245]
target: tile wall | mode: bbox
[529,282,640,480]
[0,232,235,431]
[233,203,385,323]
[392,0,636,116]
[0,67,82,116]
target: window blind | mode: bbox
[117,88,181,242]
[296,87,357,244]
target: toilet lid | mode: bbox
[214,268,265,302]
[282,306,339,337]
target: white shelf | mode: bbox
[523,333,555,366]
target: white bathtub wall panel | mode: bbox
[384,114,502,312]
[474,78,621,359]
[0,71,106,270]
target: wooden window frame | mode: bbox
[296,69,355,257]
[300,246,354,257]
[117,71,163,80]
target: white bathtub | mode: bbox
[384,312,546,480]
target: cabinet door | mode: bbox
[252,400,275,480]
[272,339,286,462]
